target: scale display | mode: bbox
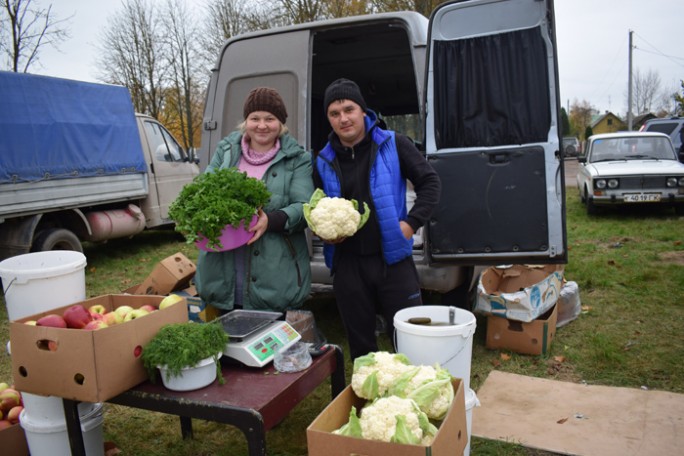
[219,310,300,367]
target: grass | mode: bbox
[1,191,683,455]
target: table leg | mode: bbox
[330,344,346,398]
[180,416,193,439]
[63,399,86,456]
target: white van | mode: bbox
[198,0,567,301]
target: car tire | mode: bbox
[31,228,83,253]
[580,186,588,204]
[565,145,576,156]
[586,196,600,215]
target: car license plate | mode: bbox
[623,193,661,203]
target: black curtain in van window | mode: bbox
[433,27,550,149]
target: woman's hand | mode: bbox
[247,209,268,245]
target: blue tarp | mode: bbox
[0,72,147,184]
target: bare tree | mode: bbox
[97,0,165,118]
[160,0,204,150]
[370,0,449,16]
[631,68,662,115]
[0,0,70,72]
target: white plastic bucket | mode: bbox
[464,388,480,456]
[0,251,87,320]
[21,392,98,424]
[158,353,221,391]
[394,305,476,391]
[20,403,105,456]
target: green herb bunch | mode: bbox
[169,167,271,249]
[142,321,229,384]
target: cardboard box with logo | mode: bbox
[136,252,196,295]
[9,294,188,403]
[475,264,564,322]
[307,379,467,456]
[486,303,558,356]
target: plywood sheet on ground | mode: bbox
[472,371,684,455]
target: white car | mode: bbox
[577,132,684,215]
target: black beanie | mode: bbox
[323,78,367,114]
[243,87,288,123]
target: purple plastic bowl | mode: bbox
[195,215,258,252]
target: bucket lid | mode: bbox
[0,251,86,284]
[394,305,476,338]
[20,406,104,433]
[465,388,481,409]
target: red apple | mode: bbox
[6,405,22,424]
[140,304,157,313]
[0,388,21,412]
[83,320,108,331]
[89,304,106,315]
[102,312,124,326]
[63,304,93,329]
[36,314,67,328]
[90,312,104,321]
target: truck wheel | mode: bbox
[31,228,83,253]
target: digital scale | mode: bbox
[218,310,301,367]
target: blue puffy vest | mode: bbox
[316,112,413,268]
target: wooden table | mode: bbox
[63,344,345,456]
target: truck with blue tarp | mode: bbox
[0,72,200,260]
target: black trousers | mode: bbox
[333,253,422,360]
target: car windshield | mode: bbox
[589,136,676,162]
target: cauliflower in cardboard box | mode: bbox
[475,264,564,322]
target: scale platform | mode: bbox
[218,310,300,367]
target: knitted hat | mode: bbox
[323,78,367,114]
[243,87,288,123]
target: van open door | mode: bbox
[425,0,566,265]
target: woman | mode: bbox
[194,87,314,313]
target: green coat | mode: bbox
[194,131,313,312]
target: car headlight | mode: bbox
[595,179,606,189]
[678,177,684,187]
[607,179,619,189]
[667,177,678,188]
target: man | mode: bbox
[313,78,441,360]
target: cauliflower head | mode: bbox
[351,351,412,399]
[303,188,370,241]
[359,396,437,445]
[387,363,455,420]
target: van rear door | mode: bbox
[425,0,566,265]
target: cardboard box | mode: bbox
[0,423,29,456]
[136,252,196,295]
[475,264,564,322]
[307,379,467,456]
[10,294,188,403]
[486,303,558,356]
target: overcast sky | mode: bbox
[31,0,683,117]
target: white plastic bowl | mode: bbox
[158,353,221,391]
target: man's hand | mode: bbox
[399,220,415,240]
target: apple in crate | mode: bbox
[36,314,67,328]
[159,294,184,310]
[0,387,21,412]
[83,320,108,331]
[124,308,149,322]
[89,304,106,315]
[114,305,135,320]
[7,405,23,424]
[103,312,124,326]
[63,304,93,329]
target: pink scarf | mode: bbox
[241,135,280,165]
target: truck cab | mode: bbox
[198,0,567,296]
